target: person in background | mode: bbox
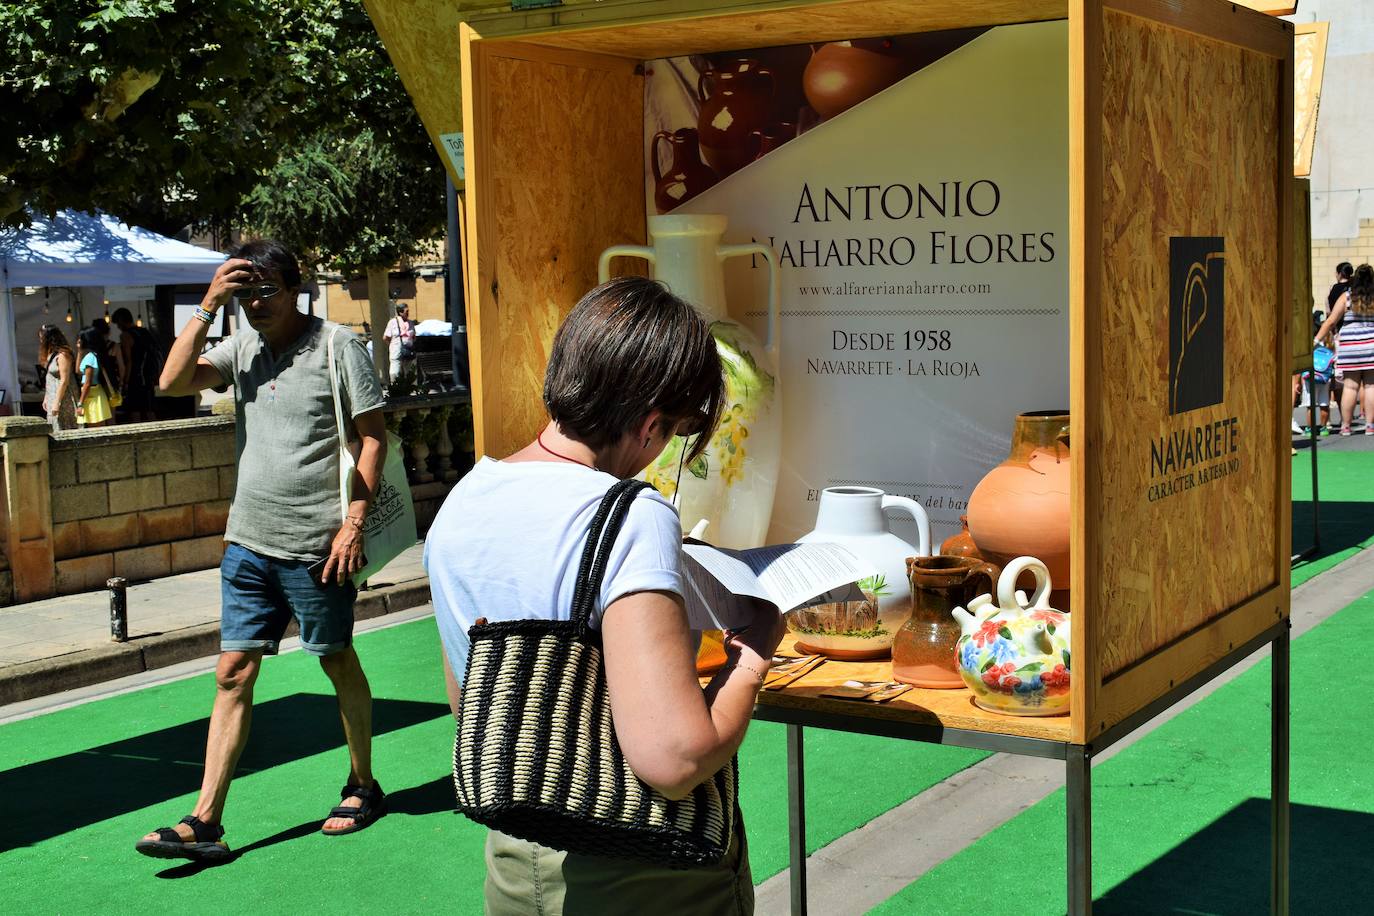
[426,277,784,913]
[1316,263,1374,435]
[39,324,78,432]
[1325,262,1356,430]
[75,327,118,428]
[92,318,126,393]
[112,307,161,422]
[382,302,416,385]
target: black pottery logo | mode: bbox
[1168,237,1225,414]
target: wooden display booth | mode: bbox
[407,0,1294,911]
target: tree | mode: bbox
[240,0,445,381]
[0,0,314,234]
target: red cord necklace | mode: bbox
[537,430,595,469]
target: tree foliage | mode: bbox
[0,0,311,233]
[241,1,444,275]
[1,0,445,266]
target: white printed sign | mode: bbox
[645,22,1070,546]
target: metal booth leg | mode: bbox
[1067,743,1093,915]
[1272,621,1291,916]
[787,723,807,916]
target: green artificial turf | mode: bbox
[1291,450,1374,586]
[0,617,985,914]
[875,587,1374,915]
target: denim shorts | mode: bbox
[220,543,356,657]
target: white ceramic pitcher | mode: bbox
[789,486,932,658]
[599,214,782,548]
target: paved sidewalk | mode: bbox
[0,542,429,705]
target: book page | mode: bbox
[679,542,877,630]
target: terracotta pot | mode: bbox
[652,128,718,214]
[966,411,1071,610]
[894,556,1000,688]
[696,59,774,177]
[803,39,911,120]
[940,515,986,561]
[696,629,728,674]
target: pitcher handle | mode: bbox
[997,557,1052,610]
[967,560,1001,601]
[879,494,930,558]
[717,242,781,359]
[651,130,673,184]
[598,245,656,284]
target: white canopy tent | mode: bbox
[0,210,224,408]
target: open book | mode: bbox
[680,541,879,630]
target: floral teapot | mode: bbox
[952,556,1070,717]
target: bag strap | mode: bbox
[326,327,351,520]
[570,479,651,632]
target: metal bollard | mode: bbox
[108,577,128,642]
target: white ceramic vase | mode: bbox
[790,486,933,659]
[599,214,782,548]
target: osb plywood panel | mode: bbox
[1293,177,1312,373]
[1293,21,1329,178]
[1095,10,1281,680]
[471,50,645,459]
[506,0,1068,59]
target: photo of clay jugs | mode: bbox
[803,38,911,120]
[966,411,1072,611]
[696,59,774,177]
[789,486,932,660]
[652,128,718,214]
[893,556,1000,688]
[749,121,797,161]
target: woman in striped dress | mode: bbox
[1317,263,1374,435]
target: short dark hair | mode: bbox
[230,238,301,289]
[1337,262,1354,280]
[395,302,407,313]
[543,277,724,462]
[111,307,133,325]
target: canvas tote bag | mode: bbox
[328,327,418,585]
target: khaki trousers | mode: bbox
[483,819,754,916]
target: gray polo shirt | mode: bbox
[203,316,384,561]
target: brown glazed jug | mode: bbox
[966,411,1072,611]
[749,121,797,161]
[652,128,718,214]
[696,59,774,177]
[940,515,986,561]
[894,556,1000,688]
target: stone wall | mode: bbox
[0,393,472,606]
[46,417,235,595]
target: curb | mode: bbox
[0,577,432,707]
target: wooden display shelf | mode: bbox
[753,635,1072,743]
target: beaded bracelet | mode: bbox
[726,659,768,683]
[192,306,217,325]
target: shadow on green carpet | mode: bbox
[873,591,1374,915]
[1291,451,1374,586]
[0,616,987,913]
[1093,798,1374,914]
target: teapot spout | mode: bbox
[952,606,977,633]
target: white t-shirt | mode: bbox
[384,316,414,360]
[424,457,685,682]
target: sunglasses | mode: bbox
[232,284,282,302]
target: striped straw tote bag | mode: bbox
[452,478,738,867]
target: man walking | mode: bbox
[135,240,388,862]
